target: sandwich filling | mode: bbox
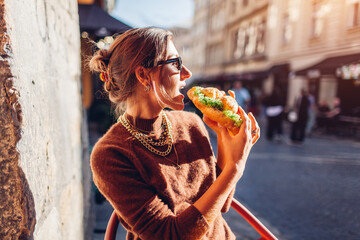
[194,87,242,127]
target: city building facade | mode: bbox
[190,0,360,115]
[189,0,210,79]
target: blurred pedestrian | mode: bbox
[89,27,260,240]
[263,87,284,142]
[248,88,261,116]
[326,97,341,118]
[306,92,316,136]
[289,89,310,145]
[316,99,330,130]
[231,81,250,111]
[326,97,342,133]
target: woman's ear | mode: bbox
[134,66,150,87]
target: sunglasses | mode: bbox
[157,57,183,72]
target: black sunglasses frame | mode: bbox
[157,57,183,71]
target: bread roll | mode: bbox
[187,86,242,135]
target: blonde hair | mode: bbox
[88,27,173,115]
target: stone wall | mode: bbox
[0,0,87,239]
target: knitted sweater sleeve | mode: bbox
[90,141,210,240]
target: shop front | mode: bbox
[336,61,360,116]
[295,53,360,115]
[295,53,360,137]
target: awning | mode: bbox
[78,4,132,36]
[192,64,290,85]
[231,70,269,81]
[295,53,360,76]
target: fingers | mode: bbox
[238,106,252,140]
[203,115,223,134]
[248,112,260,144]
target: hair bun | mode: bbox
[89,48,110,73]
[98,49,110,67]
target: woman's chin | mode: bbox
[167,97,184,111]
[168,102,184,111]
[160,94,185,111]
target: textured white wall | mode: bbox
[5,0,83,239]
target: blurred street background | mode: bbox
[2,0,360,239]
[81,0,360,239]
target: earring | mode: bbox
[144,84,151,92]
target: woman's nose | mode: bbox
[180,65,192,81]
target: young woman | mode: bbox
[89,27,260,240]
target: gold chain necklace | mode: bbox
[119,111,176,158]
[125,117,165,135]
[120,113,170,146]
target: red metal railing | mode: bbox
[230,198,277,240]
[105,198,278,240]
[104,210,120,240]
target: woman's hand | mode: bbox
[203,106,260,176]
[195,108,260,223]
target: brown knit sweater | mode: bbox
[90,110,235,240]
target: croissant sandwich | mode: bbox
[187,86,243,135]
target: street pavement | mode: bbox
[231,122,360,240]
[92,120,360,240]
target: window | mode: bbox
[349,0,360,27]
[233,28,246,59]
[245,24,257,56]
[231,0,239,15]
[256,20,266,53]
[210,8,225,32]
[208,44,223,66]
[311,0,332,37]
[282,13,292,44]
[232,30,238,58]
[233,20,266,59]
